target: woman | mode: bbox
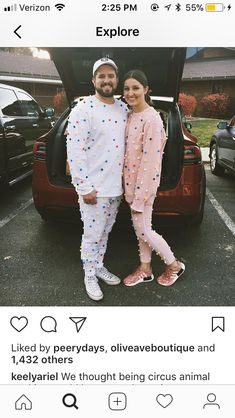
[123,70,185,286]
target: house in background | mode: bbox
[0,50,62,108]
[1,48,234,117]
[182,48,235,117]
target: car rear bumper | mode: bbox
[32,162,205,217]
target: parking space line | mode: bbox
[0,198,33,229]
[206,188,235,238]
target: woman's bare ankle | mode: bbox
[140,262,152,273]
[168,260,179,270]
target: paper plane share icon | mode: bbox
[69,317,87,332]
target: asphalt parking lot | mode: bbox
[0,165,234,306]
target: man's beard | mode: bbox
[96,85,116,98]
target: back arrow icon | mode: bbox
[14,25,22,38]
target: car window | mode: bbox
[0,87,22,116]
[17,91,42,117]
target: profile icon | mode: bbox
[203,393,220,409]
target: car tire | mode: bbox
[210,143,225,176]
[190,167,206,227]
[35,207,54,222]
[0,178,9,190]
[40,213,52,222]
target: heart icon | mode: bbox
[10,316,28,332]
[156,394,173,408]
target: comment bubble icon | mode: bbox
[40,316,57,333]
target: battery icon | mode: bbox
[205,3,225,11]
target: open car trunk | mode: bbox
[46,47,186,192]
[48,47,186,103]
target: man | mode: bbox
[66,58,128,301]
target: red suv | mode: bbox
[32,48,205,225]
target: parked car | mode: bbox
[0,83,54,186]
[32,48,206,225]
[209,116,235,176]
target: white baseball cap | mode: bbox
[93,58,118,76]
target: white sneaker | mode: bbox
[96,267,121,285]
[84,276,103,301]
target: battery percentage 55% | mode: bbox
[185,3,204,10]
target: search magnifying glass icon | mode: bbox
[62,393,78,409]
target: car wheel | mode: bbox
[40,213,52,222]
[35,207,54,222]
[210,144,225,176]
[0,179,9,190]
[190,167,206,226]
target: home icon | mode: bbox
[15,394,32,410]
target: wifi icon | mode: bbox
[55,3,65,11]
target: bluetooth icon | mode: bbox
[175,3,181,11]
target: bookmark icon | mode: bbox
[212,316,225,332]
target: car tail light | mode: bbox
[184,144,201,164]
[33,142,46,161]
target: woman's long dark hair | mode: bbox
[123,69,153,106]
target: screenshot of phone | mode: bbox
[0,0,234,416]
